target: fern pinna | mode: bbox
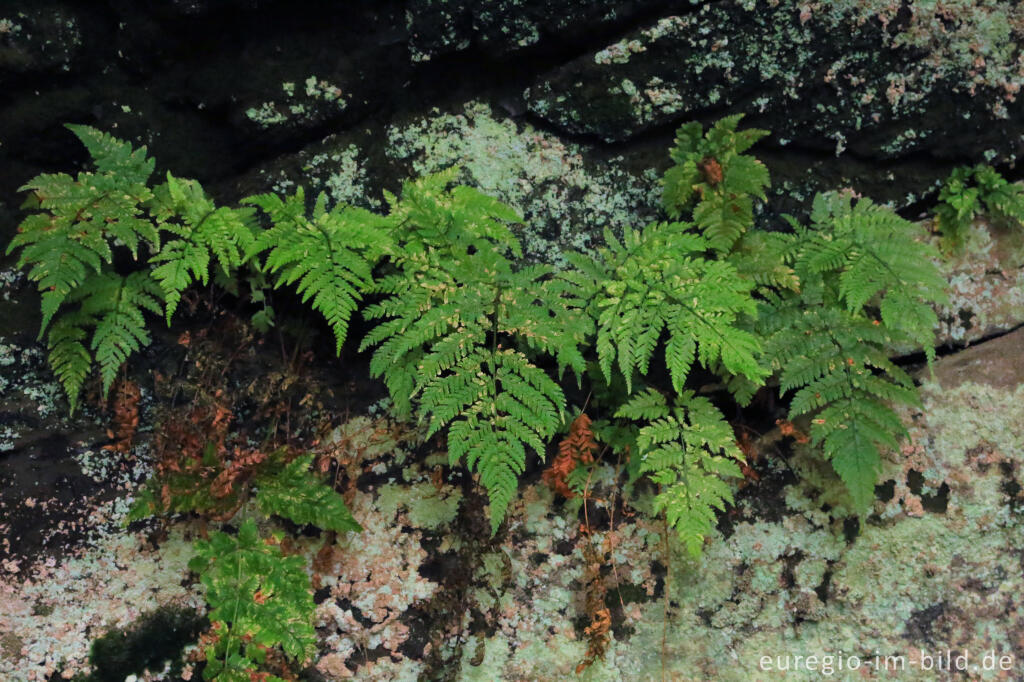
[360,170,590,532]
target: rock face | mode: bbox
[527,2,1024,162]
[2,2,1024,680]
[1,0,1024,239]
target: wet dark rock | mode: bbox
[0,2,94,83]
[405,0,668,61]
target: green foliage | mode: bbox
[49,270,163,408]
[189,519,316,681]
[7,126,160,409]
[805,194,947,354]
[661,114,770,253]
[255,453,362,533]
[935,163,1024,251]
[658,121,947,517]
[566,222,767,395]
[361,172,589,532]
[149,173,258,323]
[128,447,361,534]
[245,189,392,354]
[7,127,258,410]
[132,445,358,680]
[616,389,742,557]
[13,115,952,567]
[754,192,947,510]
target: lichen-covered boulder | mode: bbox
[527,1,1024,169]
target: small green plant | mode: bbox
[934,163,1024,251]
[7,126,258,410]
[189,519,317,681]
[615,388,744,557]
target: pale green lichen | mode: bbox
[934,217,1024,344]
[385,101,659,266]
[245,75,348,129]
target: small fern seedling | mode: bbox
[935,163,1024,251]
[189,519,317,681]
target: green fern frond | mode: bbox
[245,189,392,354]
[616,389,742,557]
[189,519,317,679]
[45,271,161,410]
[362,178,586,532]
[150,173,258,322]
[579,221,767,394]
[976,165,1024,228]
[661,115,769,235]
[255,453,362,533]
[761,296,920,511]
[934,164,1024,252]
[65,124,155,181]
[386,167,521,261]
[800,192,948,358]
[10,130,158,334]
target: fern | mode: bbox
[799,192,948,361]
[189,519,316,681]
[616,389,743,557]
[9,125,157,337]
[656,117,947,518]
[758,192,947,510]
[46,271,162,410]
[8,126,261,409]
[130,446,362,535]
[245,189,392,354]
[935,163,1024,251]
[661,114,770,253]
[149,173,258,323]
[255,453,362,533]
[361,174,589,532]
[567,221,767,395]
[760,295,919,509]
